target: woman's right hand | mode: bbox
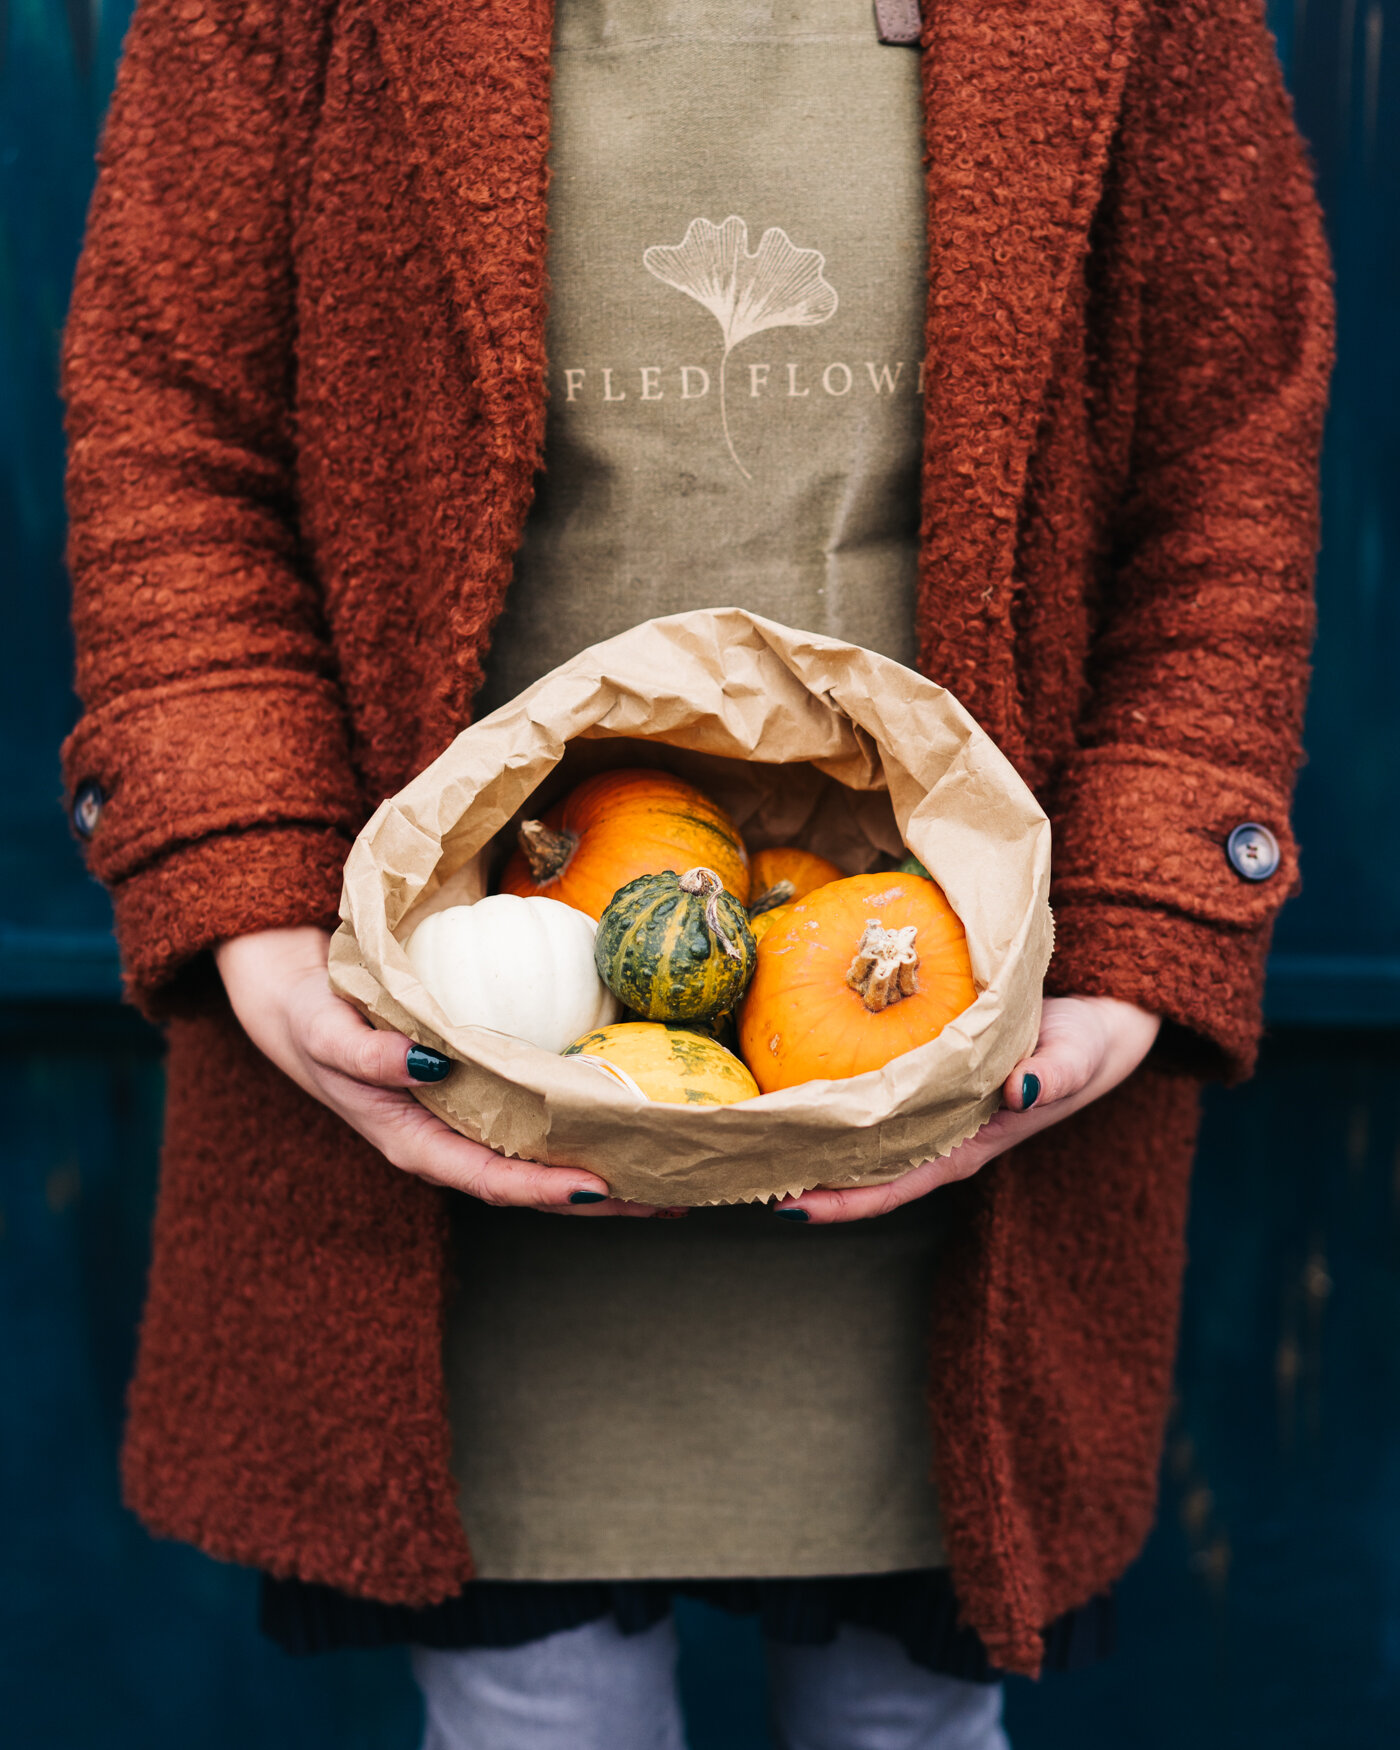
[215,925,659,1216]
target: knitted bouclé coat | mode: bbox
[61,0,1331,1676]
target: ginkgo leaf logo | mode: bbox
[643,216,838,481]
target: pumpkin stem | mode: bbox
[679,866,743,960]
[846,920,920,1012]
[749,879,796,918]
[518,819,579,882]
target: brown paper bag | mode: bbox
[329,609,1053,1205]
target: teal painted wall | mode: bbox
[8,1017,1399,1747]
[3,0,1399,1012]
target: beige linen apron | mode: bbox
[451,0,947,1579]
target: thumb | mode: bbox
[302,990,452,1089]
[1002,1014,1102,1114]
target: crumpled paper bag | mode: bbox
[329,609,1053,1205]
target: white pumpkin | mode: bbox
[404,894,620,1053]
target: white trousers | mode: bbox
[413,1614,1010,1750]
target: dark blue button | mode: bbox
[71,781,104,839]
[1226,822,1280,882]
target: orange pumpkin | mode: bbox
[737,871,976,1091]
[748,847,845,916]
[499,768,750,920]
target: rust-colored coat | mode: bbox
[61,0,1331,1675]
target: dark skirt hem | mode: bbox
[260,1569,1114,1684]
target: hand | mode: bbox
[772,994,1162,1225]
[215,926,658,1217]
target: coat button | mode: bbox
[1225,822,1280,882]
[71,781,104,839]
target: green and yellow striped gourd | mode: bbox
[594,866,757,1023]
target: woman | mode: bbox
[62,0,1330,1744]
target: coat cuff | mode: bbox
[109,824,351,1016]
[1045,901,1269,1081]
[1047,746,1299,1081]
[61,669,362,885]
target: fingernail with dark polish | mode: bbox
[406,1045,452,1083]
[1022,1072,1041,1110]
[774,1207,810,1222]
[569,1191,607,1205]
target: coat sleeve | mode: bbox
[1044,0,1334,1080]
[60,0,361,1014]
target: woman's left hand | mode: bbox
[772,995,1162,1225]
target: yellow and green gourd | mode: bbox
[564,1021,759,1105]
[594,866,757,1023]
[748,902,795,947]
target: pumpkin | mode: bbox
[898,852,931,880]
[404,893,620,1053]
[499,767,750,920]
[565,1022,759,1105]
[737,871,977,1092]
[595,866,757,1022]
[748,846,844,916]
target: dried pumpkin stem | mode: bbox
[748,878,796,918]
[518,819,579,881]
[846,919,920,1012]
[679,866,743,960]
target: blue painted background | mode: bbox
[2,2,1398,1745]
